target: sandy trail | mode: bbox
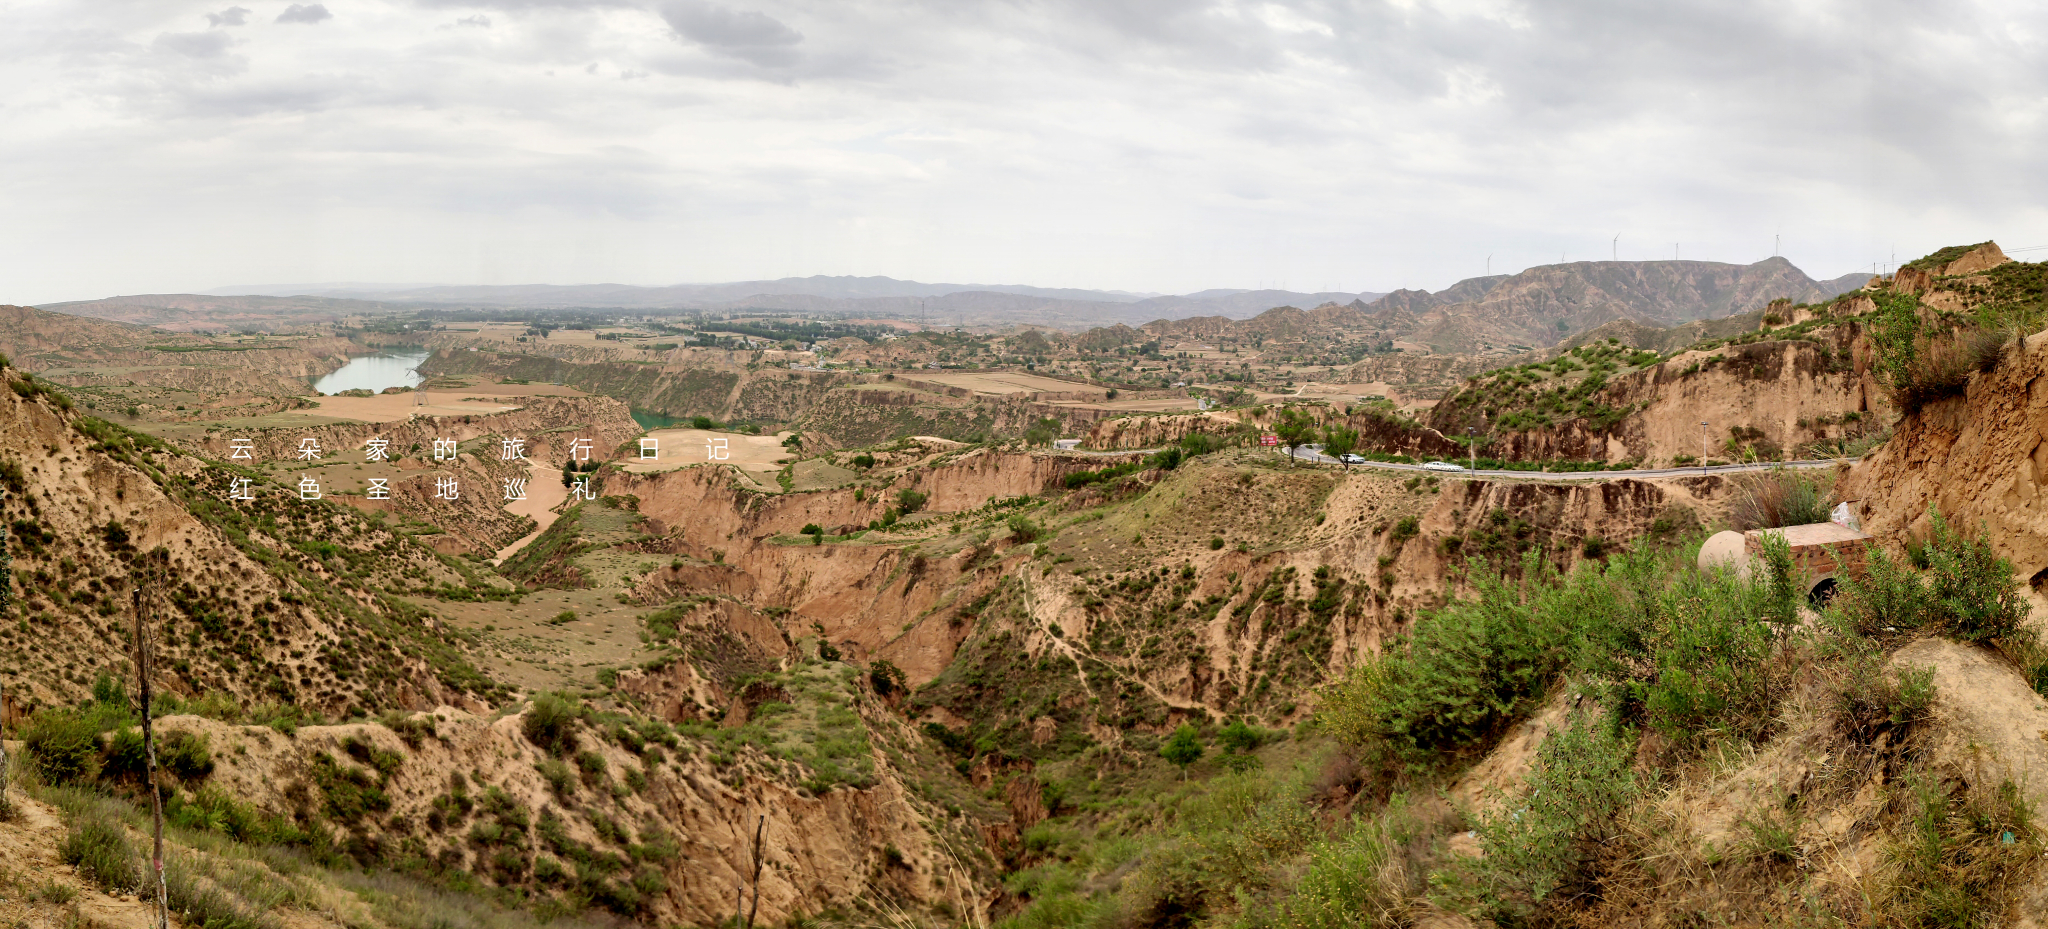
[493,459,570,564]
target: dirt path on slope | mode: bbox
[492,459,570,564]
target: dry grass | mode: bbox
[1728,467,1832,530]
[1891,332,1976,412]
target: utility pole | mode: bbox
[1700,421,1710,475]
[1467,427,1477,472]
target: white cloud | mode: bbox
[0,0,2045,304]
[206,6,251,27]
[154,30,235,58]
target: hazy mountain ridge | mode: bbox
[209,275,1162,306]
[1382,257,1873,352]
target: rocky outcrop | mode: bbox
[1082,412,1247,450]
[1837,327,2048,596]
[1894,241,2011,295]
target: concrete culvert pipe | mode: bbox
[1699,530,1749,580]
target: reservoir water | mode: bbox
[313,351,430,395]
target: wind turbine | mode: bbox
[1612,233,1619,261]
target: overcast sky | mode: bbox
[4,0,2045,304]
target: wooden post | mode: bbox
[0,678,10,809]
[745,814,765,928]
[132,553,169,929]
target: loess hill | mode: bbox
[3,242,2048,927]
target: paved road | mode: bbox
[1057,442,1856,480]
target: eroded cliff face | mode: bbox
[153,700,995,928]
[0,371,482,717]
[1838,328,2048,597]
[615,445,1729,737]
[1432,304,1891,465]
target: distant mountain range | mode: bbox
[206,276,1167,306]
[42,259,1871,344]
[1360,257,1872,351]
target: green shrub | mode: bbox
[59,811,141,894]
[1121,766,1319,926]
[1921,511,2029,643]
[1830,511,2028,646]
[1831,544,1931,641]
[1263,795,1444,929]
[1007,515,1041,543]
[24,707,115,786]
[100,727,215,784]
[1217,720,1265,754]
[547,610,576,625]
[576,750,608,782]
[537,758,576,797]
[1433,713,1639,923]
[1322,552,1576,760]
[523,692,582,755]
[896,488,928,514]
[1160,725,1203,773]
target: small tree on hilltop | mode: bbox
[1322,424,1359,466]
[1273,409,1318,464]
[1161,725,1204,779]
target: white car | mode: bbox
[1340,454,1367,464]
[1422,460,1467,472]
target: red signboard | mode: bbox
[1260,434,1279,447]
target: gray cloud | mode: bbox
[660,1,803,67]
[3,0,2047,304]
[276,3,332,24]
[206,6,251,26]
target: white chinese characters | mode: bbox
[298,476,321,500]
[434,438,457,461]
[297,438,321,461]
[228,477,255,501]
[501,438,526,461]
[434,477,460,501]
[229,438,254,460]
[368,478,390,500]
[503,478,527,501]
[704,437,727,460]
[365,438,390,461]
